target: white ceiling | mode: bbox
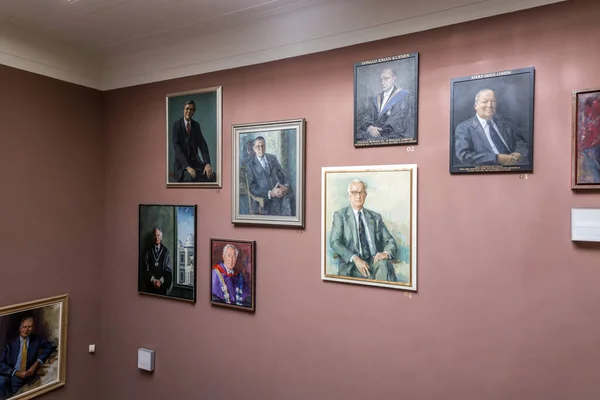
[0,0,564,90]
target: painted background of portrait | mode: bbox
[237,129,297,215]
[323,169,414,283]
[575,91,600,185]
[138,205,196,301]
[355,57,418,108]
[167,91,217,183]
[0,303,61,395]
[210,240,254,307]
[450,71,533,168]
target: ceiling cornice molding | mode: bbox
[0,17,102,89]
[0,0,565,91]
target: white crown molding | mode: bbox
[0,17,102,89]
[0,0,564,91]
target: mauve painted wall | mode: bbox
[100,1,600,399]
[0,66,104,398]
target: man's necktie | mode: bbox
[358,211,371,259]
[487,121,510,154]
[20,340,27,371]
[261,158,270,174]
[186,122,191,135]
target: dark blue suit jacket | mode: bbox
[245,154,294,215]
[0,335,56,377]
[172,117,212,181]
[454,115,529,166]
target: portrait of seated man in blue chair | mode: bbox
[245,136,295,216]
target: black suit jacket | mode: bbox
[172,118,212,181]
[0,335,56,377]
[454,115,529,166]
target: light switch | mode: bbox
[138,348,155,371]
[88,344,95,353]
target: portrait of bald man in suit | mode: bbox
[453,88,529,168]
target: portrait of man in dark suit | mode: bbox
[166,87,222,188]
[172,100,215,183]
[354,53,419,147]
[140,227,173,297]
[138,205,197,302]
[245,136,295,216]
[454,89,529,167]
[450,67,534,173]
[0,316,56,399]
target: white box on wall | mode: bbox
[138,348,155,371]
[571,208,600,242]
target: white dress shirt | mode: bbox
[476,115,510,154]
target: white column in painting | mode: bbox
[183,234,195,286]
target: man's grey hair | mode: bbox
[152,227,163,236]
[381,67,397,78]
[474,88,495,105]
[347,179,368,193]
[223,244,239,258]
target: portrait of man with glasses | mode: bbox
[329,178,398,282]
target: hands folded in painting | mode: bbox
[497,152,522,165]
[270,183,289,198]
[354,252,390,277]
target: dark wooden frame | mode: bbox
[449,67,535,174]
[571,87,600,189]
[210,238,256,312]
[138,204,197,303]
[353,52,419,147]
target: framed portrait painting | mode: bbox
[138,204,197,303]
[450,67,535,173]
[231,118,305,227]
[210,239,256,312]
[354,52,419,147]
[321,164,417,291]
[0,294,68,400]
[572,88,600,189]
[166,86,222,188]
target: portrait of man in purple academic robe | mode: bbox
[210,240,255,311]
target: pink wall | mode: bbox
[100,1,600,398]
[4,0,600,399]
[0,66,104,398]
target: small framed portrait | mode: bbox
[321,164,417,291]
[166,86,222,188]
[231,118,305,227]
[210,239,256,312]
[450,67,535,173]
[0,294,68,400]
[354,52,419,147]
[572,88,600,189]
[138,204,197,303]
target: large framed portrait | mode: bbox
[450,67,535,173]
[210,239,256,312]
[321,164,417,291]
[166,86,222,188]
[138,204,197,303]
[0,294,68,400]
[572,88,600,189]
[231,118,305,227]
[354,52,419,147]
